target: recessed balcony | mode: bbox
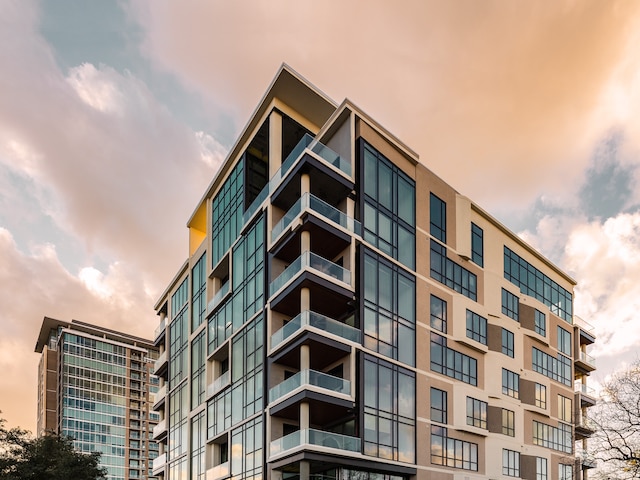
[575,350,596,373]
[269,252,353,318]
[574,413,596,440]
[207,370,231,399]
[208,281,231,315]
[152,384,167,411]
[153,351,168,378]
[152,419,167,441]
[271,311,360,352]
[243,134,353,228]
[206,461,230,480]
[270,429,360,460]
[575,382,597,407]
[269,369,350,404]
[154,317,167,345]
[152,453,166,476]
[574,315,596,345]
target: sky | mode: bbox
[1,0,640,432]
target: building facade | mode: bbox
[35,317,161,480]
[151,65,597,480]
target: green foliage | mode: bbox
[0,415,106,480]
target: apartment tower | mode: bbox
[35,317,161,480]
[151,65,597,480]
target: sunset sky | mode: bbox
[2,0,640,431]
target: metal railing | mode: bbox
[271,311,360,349]
[270,251,351,297]
[269,369,350,403]
[270,428,360,457]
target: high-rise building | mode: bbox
[35,317,161,480]
[152,65,597,480]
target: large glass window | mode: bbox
[169,278,189,388]
[430,240,477,301]
[430,295,447,333]
[431,426,478,471]
[535,383,547,409]
[430,193,446,243]
[502,288,519,321]
[363,248,416,366]
[504,246,573,322]
[466,310,487,345]
[558,395,572,422]
[230,417,263,480]
[536,457,548,480]
[535,309,546,336]
[502,328,514,357]
[363,355,415,463]
[559,464,573,480]
[191,253,207,331]
[502,409,515,436]
[532,347,572,386]
[533,421,572,453]
[191,411,206,480]
[466,397,487,429]
[431,388,447,424]
[502,368,519,398]
[212,161,244,268]
[191,331,206,409]
[230,316,264,423]
[168,382,188,459]
[361,140,416,269]
[471,223,483,267]
[431,333,477,386]
[503,449,520,477]
[557,327,571,356]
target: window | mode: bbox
[363,249,416,366]
[466,397,487,429]
[169,278,189,388]
[558,395,572,422]
[363,355,416,462]
[191,253,207,331]
[430,193,446,243]
[535,383,547,409]
[533,421,572,453]
[466,310,487,345]
[501,288,519,321]
[362,141,416,268]
[430,295,447,333]
[502,328,514,357]
[503,449,520,477]
[471,223,483,267]
[191,331,206,409]
[502,368,519,398]
[431,388,447,424]
[532,347,572,386]
[504,246,573,322]
[430,240,477,301]
[502,409,515,436]
[212,161,244,267]
[431,426,478,471]
[559,464,573,480]
[535,309,546,336]
[431,333,478,386]
[536,457,548,480]
[557,327,571,356]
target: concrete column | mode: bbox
[301,173,310,195]
[269,111,283,178]
[300,287,310,312]
[301,231,311,253]
[300,460,310,480]
[300,344,310,371]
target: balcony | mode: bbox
[574,413,596,440]
[152,384,167,411]
[243,134,352,227]
[271,311,360,351]
[152,419,167,441]
[207,370,231,398]
[575,382,597,406]
[206,461,230,480]
[152,453,166,476]
[154,317,167,344]
[154,351,168,378]
[270,429,360,459]
[575,350,596,373]
[269,369,350,404]
[208,281,231,315]
[577,450,597,469]
[574,315,596,345]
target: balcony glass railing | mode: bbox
[271,311,360,349]
[575,381,597,397]
[152,453,166,471]
[270,428,360,457]
[154,317,167,340]
[152,420,166,438]
[206,461,230,480]
[208,281,231,314]
[154,351,167,373]
[574,315,595,332]
[579,351,596,367]
[207,370,230,397]
[270,252,351,296]
[153,385,166,406]
[269,369,350,403]
[243,134,349,225]
[271,193,361,242]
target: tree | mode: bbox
[0,415,106,480]
[590,362,640,480]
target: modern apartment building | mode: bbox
[35,317,161,480]
[151,65,597,480]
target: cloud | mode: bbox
[130,0,640,211]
